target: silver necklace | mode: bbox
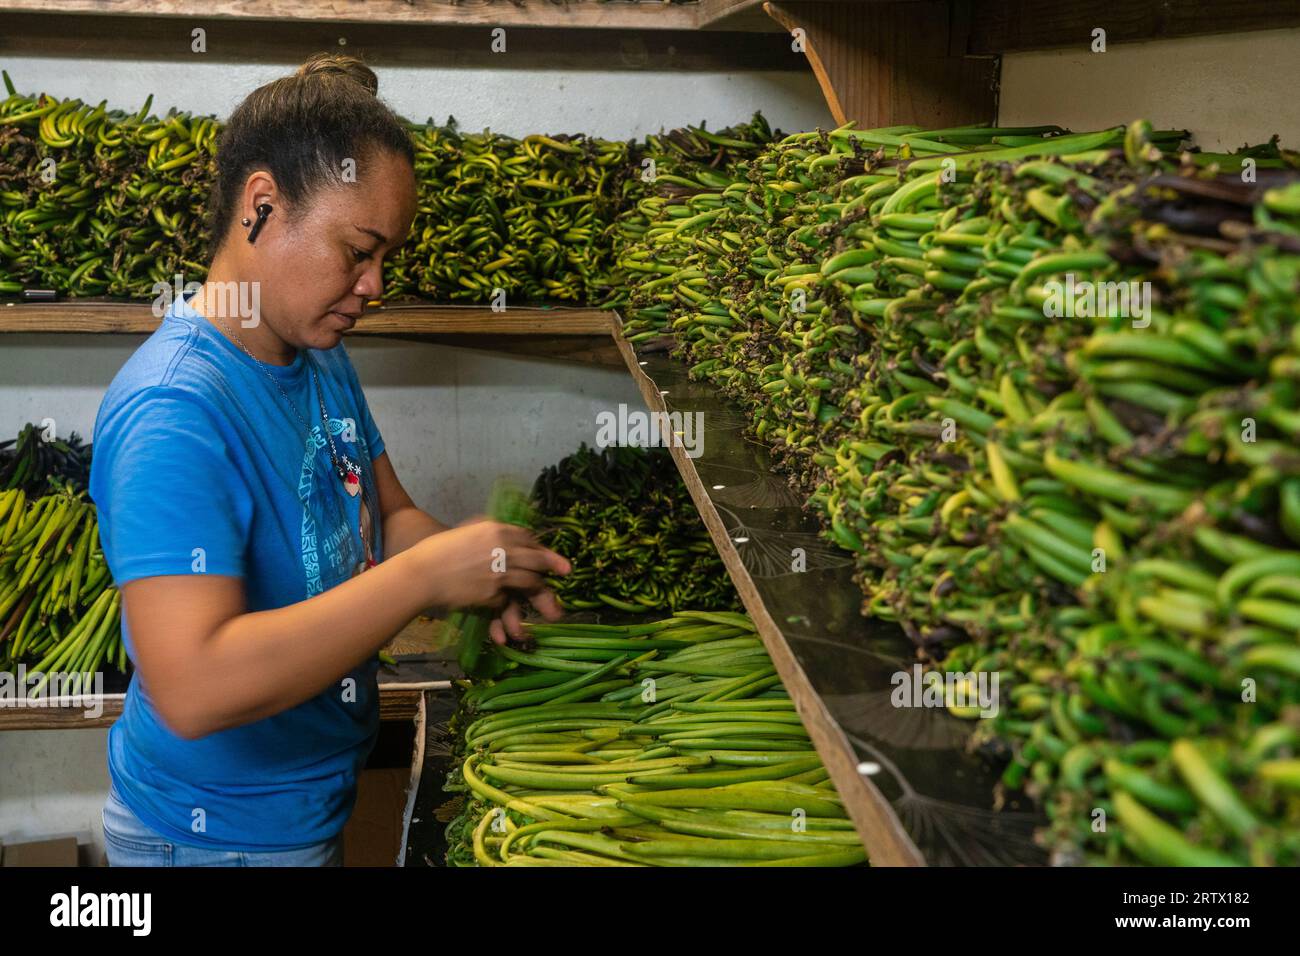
[206,314,361,494]
[207,311,376,568]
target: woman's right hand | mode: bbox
[409,517,570,612]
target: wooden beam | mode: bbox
[0,11,800,72]
[0,0,700,31]
[0,303,626,367]
[0,301,616,336]
[965,0,1300,56]
[0,683,422,730]
[763,0,997,129]
[0,696,124,731]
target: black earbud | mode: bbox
[246,203,273,244]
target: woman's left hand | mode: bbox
[368,452,565,644]
[489,592,562,645]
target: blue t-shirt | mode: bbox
[89,288,387,852]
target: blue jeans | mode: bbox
[101,781,344,867]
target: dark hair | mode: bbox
[205,52,414,260]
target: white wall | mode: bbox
[0,333,642,522]
[0,730,110,867]
[999,28,1300,150]
[0,56,832,140]
[0,51,831,865]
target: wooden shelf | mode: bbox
[0,695,127,732]
[14,0,1286,45]
[0,10,798,74]
[0,0,702,31]
[0,688,435,731]
[1,0,997,34]
[0,300,627,364]
[610,321,1046,867]
[610,330,915,864]
[0,605,459,732]
[0,300,615,335]
[0,673,445,731]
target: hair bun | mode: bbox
[295,53,379,95]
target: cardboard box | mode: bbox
[2,836,80,867]
[343,767,410,867]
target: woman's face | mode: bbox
[247,148,417,352]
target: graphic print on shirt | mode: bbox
[296,416,375,597]
[297,426,328,595]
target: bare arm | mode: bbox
[122,549,432,740]
[123,522,569,741]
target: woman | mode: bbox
[90,54,569,866]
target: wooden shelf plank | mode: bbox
[0,696,125,732]
[0,671,443,731]
[0,9,797,69]
[3,1,1292,60]
[15,0,1288,48]
[610,321,1047,866]
[610,326,919,865]
[0,300,616,337]
[0,0,701,30]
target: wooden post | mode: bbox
[763,0,997,129]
